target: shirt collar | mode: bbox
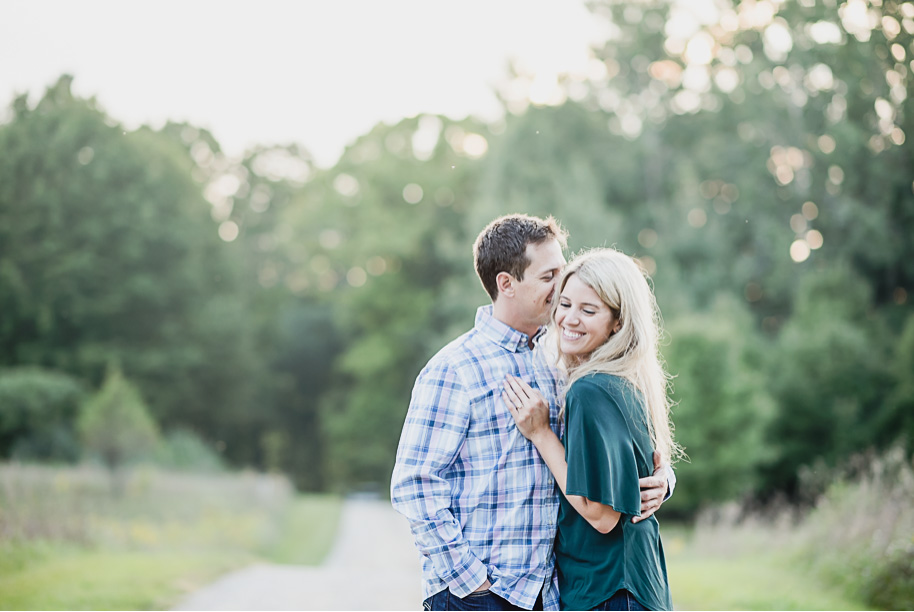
[475,305,545,353]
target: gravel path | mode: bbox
[172,497,423,611]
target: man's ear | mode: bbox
[495,271,514,298]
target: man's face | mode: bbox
[512,239,567,327]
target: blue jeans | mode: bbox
[592,589,647,611]
[423,588,543,611]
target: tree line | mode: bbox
[1,0,912,515]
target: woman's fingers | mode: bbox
[501,390,517,413]
[503,380,522,405]
[504,376,523,407]
[509,375,533,399]
[506,375,533,403]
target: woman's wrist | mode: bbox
[530,428,556,448]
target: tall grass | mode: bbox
[796,446,914,610]
[0,462,292,553]
[683,446,914,610]
[0,462,342,610]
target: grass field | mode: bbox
[0,544,247,610]
[662,527,868,610]
[0,463,343,610]
[3,452,909,611]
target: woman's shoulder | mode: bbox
[569,372,631,399]
[568,373,641,418]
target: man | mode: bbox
[391,214,672,611]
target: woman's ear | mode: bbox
[495,271,514,298]
[612,319,622,334]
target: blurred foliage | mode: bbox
[0,0,912,539]
[796,446,914,609]
[0,77,260,467]
[78,366,159,476]
[153,429,225,473]
[0,462,340,609]
[0,367,84,462]
[763,265,894,493]
[672,447,913,610]
[663,298,775,515]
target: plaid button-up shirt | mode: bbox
[391,305,563,610]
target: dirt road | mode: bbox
[172,497,423,611]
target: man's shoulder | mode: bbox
[422,327,484,373]
[419,324,511,380]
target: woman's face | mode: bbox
[555,274,620,359]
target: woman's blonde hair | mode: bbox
[551,248,681,465]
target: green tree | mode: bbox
[664,299,775,514]
[153,429,225,472]
[0,76,258,464]
[763,265,893,493]
[883,313,914,451]
[78,366,159,479]
[288,114,488,490]
[0,367,85,462]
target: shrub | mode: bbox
[0,368,85,462]
[663,297,775,516]
[863,548,914,611]
[798,446,914,610]
[690,446,914,611]
[78,366,159,475]
[153,429,225,473]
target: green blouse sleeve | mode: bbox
[564,377,642,517]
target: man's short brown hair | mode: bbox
[473,214,568,302]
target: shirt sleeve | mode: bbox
[665,462,677,500]
[390,359,487,597]
[563,379,642,517]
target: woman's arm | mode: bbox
[503,375,621,534]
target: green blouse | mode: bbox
[554,373,672,611]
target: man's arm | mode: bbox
[631,451,676,524]
[390,361,489,597]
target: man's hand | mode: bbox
[474,579,492,592]
[632,451,668,524]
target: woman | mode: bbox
[503,248,680,611]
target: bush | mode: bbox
[663,297,775,516]
[153,429,225,473]
[798,446,914,610]
[78,366,159,474]
[685,446,914,610]
[763,266,893,495]
[0,368,85,462]
[863,548,914,611]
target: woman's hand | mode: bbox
[502,375,551,442]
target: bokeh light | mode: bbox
[806,229,824,249]
[218,221,239,242]
[790,214,808,234]
[687,208,708,227]
[366,256,387,276]
[402,183,424,204]
[346,267,367,287]
[802,201,819,220]
[790,239,811,262]
[638,228,659,248]
[333,173,360,198]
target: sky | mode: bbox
[1,1,609,167]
